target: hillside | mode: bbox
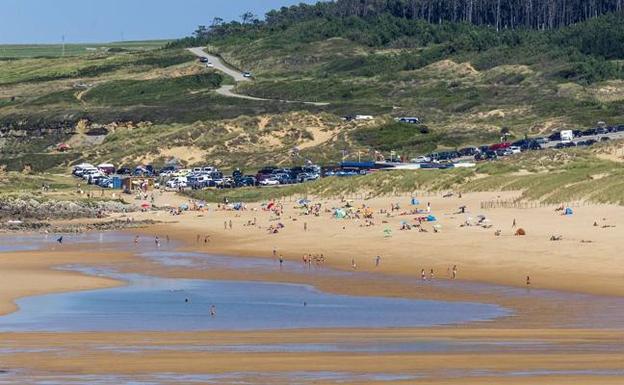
[1,0,624,175]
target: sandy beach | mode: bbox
[1,190,623,384]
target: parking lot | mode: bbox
[70,124,624,192]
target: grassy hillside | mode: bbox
[2,1,624,187]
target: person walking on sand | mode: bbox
[427,202,431,214]
[430,269,435,280]
[196,234,200,243]
[273,247,277,259]
[421,269,427,281]
[224,221,228,230]
[351,258,357,270]
[512,218,517,228]
[304,222,307,232]
[229,220,233,230]
[375,256,381,267]
[526,276,531,286]
[452,265,457,280]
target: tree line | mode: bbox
[265,0,623,30]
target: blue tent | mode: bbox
[426,215,437,222]
[564,208,573,215]
[411,198,420,205]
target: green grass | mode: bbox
[0,40,170,59]
[84,72,224,106]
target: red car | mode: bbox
[489,142,511,151]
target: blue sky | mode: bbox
[0,0,318,44]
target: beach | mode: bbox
[0,190,623,384]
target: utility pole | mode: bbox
[61,35,65,57]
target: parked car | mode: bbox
[259,178,280,186]
[117,167,132,175]
[235,176,257,187]
[475,151,497,161]
[243,72,252,78]
[458,147,479,157]
[198,57,209,63]
[411,156,432,163]
[166,177,187,188]
[489,142,511,151]
[555,142,576,149]
[509,146,522,154]
[548,132,562,141]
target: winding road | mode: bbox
[187,47,329,106]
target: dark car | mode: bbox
[548,132,562,141]
[458,147,479,157]
[475,151,497,161]
[582,128,597,136]
[577,139,597,147]
[617,125,624,132]
[117,167,132,175]
[555,142,577,149]
[273,173,294,185]
[600,136,611,142]
[256,166,277,181]
[236,176,257,187]
[198,57,209,63]
[596,127,609,135]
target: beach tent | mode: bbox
[179,203,189,211]
[297,199,311,206]
[564,208,574,215]
[334,209,347,219]
[411,198,420,206]
[384,228,392,237]
[426,215,437,222]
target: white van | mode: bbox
[560,130,574,143]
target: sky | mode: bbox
[0,0,318,44]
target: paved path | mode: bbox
[187,47,329,106]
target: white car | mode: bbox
[206,62,214,68]
[509,146,522,154]
[259,178,279,186]
[411,156,431,163]
[166,177,188,188]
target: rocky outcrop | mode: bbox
[0,197,137,221]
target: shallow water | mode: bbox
[0,232,146,253]
[142,250,624,329]
[0,266,508,332]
